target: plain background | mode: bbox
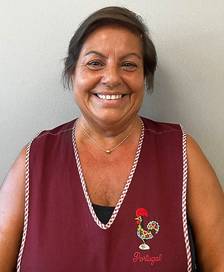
[0,0,223,186]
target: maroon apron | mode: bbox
[17,117,192,271]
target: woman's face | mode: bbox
[72,25,145,128]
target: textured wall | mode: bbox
[0,0,223,185]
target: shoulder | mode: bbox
[186,134,222,189]
[186,134,223,224]
[0,145,27,209]
[186,134,224,270]
[0,146,27,270]
[141,117,181,135]
[1,146,27,191]
[186,134,223,217]
[33,119,75,143]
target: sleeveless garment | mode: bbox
[17,117,192,271]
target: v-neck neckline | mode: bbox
[72,118,145,230]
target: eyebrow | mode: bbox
[84,50,142,59]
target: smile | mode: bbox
[95,94,125,100]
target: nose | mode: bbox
[101,64,122,89]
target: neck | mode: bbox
[75,115,142,151]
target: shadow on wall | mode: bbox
[140,65,189,124]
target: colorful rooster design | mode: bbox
[135,208,160,250]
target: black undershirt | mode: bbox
[92,203,114,224]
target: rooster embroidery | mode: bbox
[135,208,160,250]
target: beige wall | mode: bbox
[0,0,223,185]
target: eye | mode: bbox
[86,60,104,70]
[122,62,138,71]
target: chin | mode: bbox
[94,116,123,127]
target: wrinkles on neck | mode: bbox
[76,115,142,148]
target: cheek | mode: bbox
[129,79,145,95]
[136,79,145,92]
[124,71,144,93]
[73,70,101,93]
[72,70,87,90]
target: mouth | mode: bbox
[94,93,127,100]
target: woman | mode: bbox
[0,6,223,272]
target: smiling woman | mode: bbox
[0,6,224,272]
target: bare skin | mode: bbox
[187,135,224,271]
[75,117,143,206]
[0,148,26,271]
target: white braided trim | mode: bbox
[181,130,192,272]
[72,119,144,230]
[16,140,33,271]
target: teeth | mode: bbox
[97,94,123,100]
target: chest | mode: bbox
[78,147,136,206]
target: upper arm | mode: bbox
[186,135,224,271]
[0,147,26,271]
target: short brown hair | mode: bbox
[62,6,157,92]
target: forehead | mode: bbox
[79,25,143,56]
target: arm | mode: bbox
[187,135,224,272]
[0,147,26,272]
